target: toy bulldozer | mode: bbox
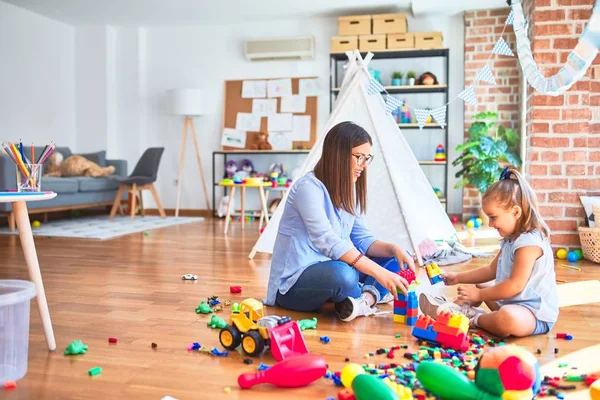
[218,298,308,360]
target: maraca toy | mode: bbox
[341,363,399,400]
[238,354,326,389]
[417,362,503,400]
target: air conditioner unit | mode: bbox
[244,36,315,61]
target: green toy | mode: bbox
[417,362,503,400]
[195,302,213,314]
[207,314,228,329]
[352,374,399,400]
[64,340,89,356]
[232,302,240,313]
[298,317,318,331]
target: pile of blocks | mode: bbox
[393,284,418,326]
[411,312,470,351]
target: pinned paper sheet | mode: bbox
[267,78,292,98]
[268,132,293,150]
[236,112,261,132]
[299,78,319,96]
[291,115,311,141]
[268,113,293,132]
[221,128,246,149]
[252,99,277,116]
[242,80,267,98]
[280,95,306,113]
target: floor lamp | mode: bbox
[168,89,210,217]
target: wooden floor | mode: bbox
[0,218,599,399]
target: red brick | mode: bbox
[591,152,600,162]
[554,38,579,50]
[589,138,600,147]
[566,165,586,175]
[572,80,591,91]
[532,109,561,120]
[591,80,600,92]
[557,0,594,5]
[464,46,475,53]
[573,179,600,190]
[535,0,552,6]
[552,123,589,134]
[547,220,579,232]
[568,94,580,105]
[537,193,547,203]
[474,18,497,26]
[533,39,552,51]
[532,95,564,106]
[531,137,570,148]
[531,179,568,189]
[565,207,586,218]
[588,166,595,175]
[570,8,593,20]
[550,165,563,175]
[551,233,581,246]
[591,124,600,134]
[596,166,600,175]
[540,206,565,217]
[467,27,493,35]
[530,165,549,175]
[531,123,550,133]
[549,192,583,203]
[581,93,590,105]
[476,10,489,17]
[591,95,600,106]
[563,151,587,161]
[534,24,572,36]
[562,108,591,119]
[542,151,560,161]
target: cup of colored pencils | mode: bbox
[1,141,55,192]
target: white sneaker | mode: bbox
[335,296,378,322]
[378,292,394,304]
[438,302,486,320]
[419,293,448,319]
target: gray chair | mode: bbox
[109,147,166,220]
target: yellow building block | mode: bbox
[448,313,469,333]
[393,314,406,323]
[426,263,442,278]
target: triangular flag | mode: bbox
[476,65,497,85]
[367,78,385,95]
[385,96,403,114]
[505,10,514,25]
[458,86,478,107]
[492,37,514,56]
[431,106,447,128]
[414,108,431,130]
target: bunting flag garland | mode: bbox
[492,37,514,56]
[385,96,403,114]
[431,106,447,128]
[476,65,497,85]
[458,86,478,107]
[414,108,431,130]
[505,10,514,25]
[367,78,385,95]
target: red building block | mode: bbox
[406,307,419,318]
[230,286,242,293]
[338,388,356,400]
[415,315,435,329]
[397,269,416,284]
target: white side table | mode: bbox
[0,192,57,351]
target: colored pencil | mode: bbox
[559,264,581,271]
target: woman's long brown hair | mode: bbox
[313,121,372,215]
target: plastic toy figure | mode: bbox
[195,302,213,314]
[64,340,88,355]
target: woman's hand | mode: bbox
[393,247,416,272]
[457,285,481,303]
[441,271,460,285]
[375,268,409,299]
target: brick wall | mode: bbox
[463,9,521,218]
[524,0,600,248]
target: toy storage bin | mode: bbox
[579,205,600,263]
[0,280,36,384]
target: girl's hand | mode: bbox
[393,247,416,272]
[457,285,481,303]
[375,268,409,299]
[442,272,460,285]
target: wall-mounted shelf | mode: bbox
[331,84,447,94]
[330,48,449,60]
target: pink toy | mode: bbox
[397,269,415,285]
[238,354,327,389]
[269,319,309,362]
[230,286,242,293]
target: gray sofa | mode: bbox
[0,146,128,230]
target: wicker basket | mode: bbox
[578,205,600,264]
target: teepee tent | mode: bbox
[249,51,456,265]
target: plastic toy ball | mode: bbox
[451,216,459,224]
[567,251,579,263]
[32,220,41,228]
[556,249,567,260]
[341,363,365,388]
[476,218,483,225]
[474,219,482,229]
[466,220,475,229]
[574,249,583,260]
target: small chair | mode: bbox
[109,147,166,221]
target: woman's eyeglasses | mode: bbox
[352,153,374,166]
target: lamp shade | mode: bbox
[168,89,203,116]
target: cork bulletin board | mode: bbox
[221,77,318,151]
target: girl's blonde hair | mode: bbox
[482,168,550,239]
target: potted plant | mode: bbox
[391,72,403,86]
[452,111,521,224]
[406,71,417,86]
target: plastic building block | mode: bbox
[298,317,317,330]
[64,340,88,356]
[230,286,242,293]
[108,337,117,343]
[426,263,444,285]
[394,287,418,325]
[393,315,406,323]
[3,381,16,389]
[151,342,157,348]
[556,333,573,340]
[338,388,356,400]
[320,335,331,344]
[243,358,254,365]
[406,316,417,326]
[269,320,309,362]
[447,314,469,333]
[211,347,229,356]
[258,363,271,371]
[397,269,416,285]
[88,367,102,376]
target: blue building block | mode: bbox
[430,275,444,285]
[394,307,407,315]
[412,326,438,342]
[406,316,417,326]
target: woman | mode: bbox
[265,121,415,322]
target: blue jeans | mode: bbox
[275,257,400,312]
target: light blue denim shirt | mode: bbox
[265,172,377,306]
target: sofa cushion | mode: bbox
[74,177,120,192]
[42,177,79,194]
[77,150,106,167]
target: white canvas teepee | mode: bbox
[249,51,456,264]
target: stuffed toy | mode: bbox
[240,159,255,177]
[44,152,115,178]
[418,72,439,86]
[269,162,284,177]
[251,132,272,151]
[225,160,238,178]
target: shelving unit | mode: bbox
[329,48,450,207]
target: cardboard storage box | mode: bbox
[414,32,443,49]
[387,33,414,49]
[338,15,372,36]
[373,13,407,34]
[331,36,358,53]
[359,34,387,51]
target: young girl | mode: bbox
[264,121,415,322]
[420,168,559,337]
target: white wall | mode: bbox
[0,1,75,149]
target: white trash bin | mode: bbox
[0,280,36,384]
